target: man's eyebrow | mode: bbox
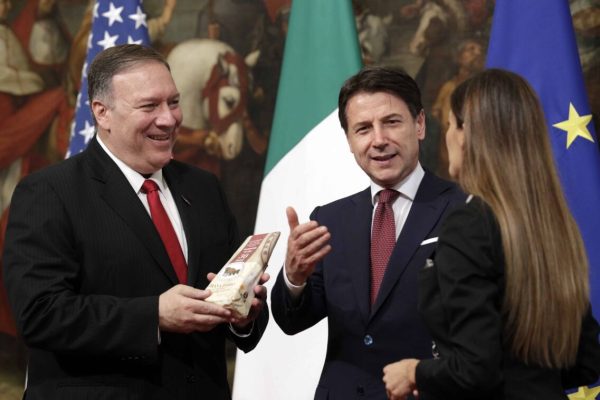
[134,93,180,103]
[382,113,404,120]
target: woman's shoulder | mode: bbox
[444,194,497,230]
[440,194,503,265]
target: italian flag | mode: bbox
[232,0,366,398]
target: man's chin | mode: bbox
[138,155,173,174]
[372,171,403,188]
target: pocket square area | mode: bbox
[420,237,438,245]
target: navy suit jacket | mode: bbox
[272,170,466,400]
[2,137,268,400]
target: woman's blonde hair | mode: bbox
[452,69,589,368]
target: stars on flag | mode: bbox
[129,6,147,29]
[128,36,144,45]
[79,121,96,144]
[68,1,150,157]
[553,102,594,149]
[98,31,119,50]
[102,3,124,27]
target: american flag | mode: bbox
[67,0,150,157]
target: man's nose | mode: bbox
[372,124,387,146]
[155,104,179,127]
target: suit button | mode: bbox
[186,374,198,383]
[356,385,365,396]
[363,334,373,346]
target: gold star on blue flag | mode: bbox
[568,385,600,400]
[486,0,600,393]
[553,103,594,149]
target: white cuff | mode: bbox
[282,264,306,300]
[229,321,253,338]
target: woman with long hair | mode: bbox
[382,69,600,399]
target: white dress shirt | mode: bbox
[97,136,188,262]
[97,136,251,337]
[370,162,424,239]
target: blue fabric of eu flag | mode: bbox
[67,0,150,157]
[486,1,600,322]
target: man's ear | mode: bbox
[91,100,110,130]
[416,110,426,140]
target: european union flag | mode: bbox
[487,1,600,396]
[487,1,600,314]
[67,0,150,157]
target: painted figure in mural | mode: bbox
[401,0,492,108]
[431,36,484,178]
[248,2,289,147]
[403,0,469,107]
[0,0,71,337]
[12,0,71,87]
[354,2,393,65]
[166,0,274,181]
[194,0,264,55]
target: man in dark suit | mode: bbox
[271,66,465,400]
[2,44,268,400]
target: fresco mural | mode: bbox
[0,0,597,397]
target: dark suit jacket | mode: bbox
[271,170,465,400]
[2,137,268,400]
[416,197,600,399]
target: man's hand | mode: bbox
[206,272,270,331]
[382,359,420,400]
[284,206,331,286]
[158,285,232,333]
[234,272,269,330]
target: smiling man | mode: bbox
[2,44,268,400]
[271,66,465,400]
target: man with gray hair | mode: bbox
[3,44,269,400]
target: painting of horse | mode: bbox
[167,38,260,176]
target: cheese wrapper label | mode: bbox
[205,232,280,317]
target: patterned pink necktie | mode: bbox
[370,189,399,305]
[142,180,188,284]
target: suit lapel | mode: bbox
[86,138,179,285]
[344,188,372,325]
[370,172,451,317]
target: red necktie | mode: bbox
[370,189,399,305]
[141,179,188,284]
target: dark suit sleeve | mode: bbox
[271,206,328,335]
[561,306,600,388]
[228,310,269,353]
[416,202,504,396]
[2,177,159,362]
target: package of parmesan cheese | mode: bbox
[205,232,280,317]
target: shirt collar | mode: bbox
[97,135,166,194]
[370,162,424,206]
